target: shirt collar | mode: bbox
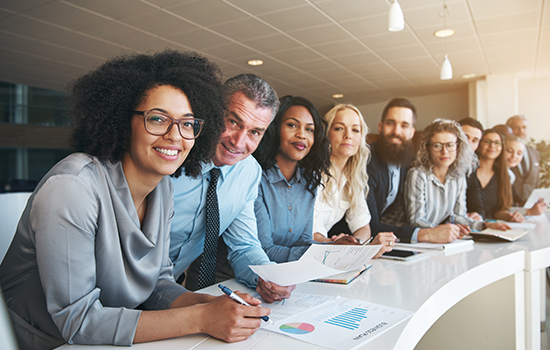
[265,164,303,186]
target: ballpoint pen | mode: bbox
[218,284,273,324]
[362,237,374,245]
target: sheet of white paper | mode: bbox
[394,239,473,251]
[523,188,550,208]
[249,245,381,286]
[249,258,342,286]
[252,292,336,323]
[496,221,537,230]
[299,244,382,270]
[262,296,413,350]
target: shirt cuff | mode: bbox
[410,228,421,243]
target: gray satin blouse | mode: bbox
[0,153,187,349]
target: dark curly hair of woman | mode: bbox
[253,95,331,196]
[69,50,225,178]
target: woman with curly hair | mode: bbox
[312,104,397,253]
[0,50,269,349]
[253,96,357,262]
[404,119,509,233]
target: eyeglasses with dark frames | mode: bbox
[481,139,502,147]
[133,110,204,140]
[430,141,458,152]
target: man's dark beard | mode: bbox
[377,134,414,166]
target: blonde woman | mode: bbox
[404,119,509,235]
[313,104,397,252]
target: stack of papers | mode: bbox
[394,239,473,251]
[250,245,381,286]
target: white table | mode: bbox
[59,242,527,350]
[507,213,550,350]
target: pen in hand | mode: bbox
[362,237,374,245]
[218,284,273,324]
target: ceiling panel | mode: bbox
[63,0,158,19]
[0,0,53,13]
[22,2,109,30]
[118,10,198,37]
[0,0,547,109]
[259,5,333,32]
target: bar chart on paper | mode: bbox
[263,296,413,350]
[323,307,368,330]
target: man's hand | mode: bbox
[418,224,468,243]
[256,277,296,303]
[370,232,397,258]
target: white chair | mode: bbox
[0,192,32,263]
[0,290,18,350]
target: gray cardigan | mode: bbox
[0,153,187,349]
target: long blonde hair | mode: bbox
[322,104,370,213]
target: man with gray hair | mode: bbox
[506,114,540,206]
[169,74,295,303]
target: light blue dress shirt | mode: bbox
[255,165,316,263]
[170,156,271,288]
[383,164,400,213]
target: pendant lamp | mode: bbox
[440,55,453,80]
[388,0,404,32]
[439,2,453,80]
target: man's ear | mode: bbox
[378,122,382,134]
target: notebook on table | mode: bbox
[469,228,527,242]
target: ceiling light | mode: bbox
[439,1,453,80]
[332,94,344,99]
[440,55,453,80]
[461,73,476,79]
[434,29,455,38]
[388,0,404,32]
[247,59,263,66]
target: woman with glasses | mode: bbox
[404,119,509,233]
[0,51,269,349]
[466,129,527,222]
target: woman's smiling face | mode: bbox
[276,105,315,164]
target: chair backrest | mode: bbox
[0,290,18,350]
[0,192,32,264]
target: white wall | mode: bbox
[518,78,550,142]
[356,88,469,133]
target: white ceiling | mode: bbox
[0,0,548,111]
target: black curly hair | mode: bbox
[253,95,331,196]
[69,50,225,178]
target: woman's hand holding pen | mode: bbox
[197,291,270,342]
[526,198,547,216]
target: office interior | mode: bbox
[0,0,549,349]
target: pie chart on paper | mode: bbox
[279,322,315,334]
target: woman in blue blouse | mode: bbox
[0,51,269,349]
[253,95,348,262]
